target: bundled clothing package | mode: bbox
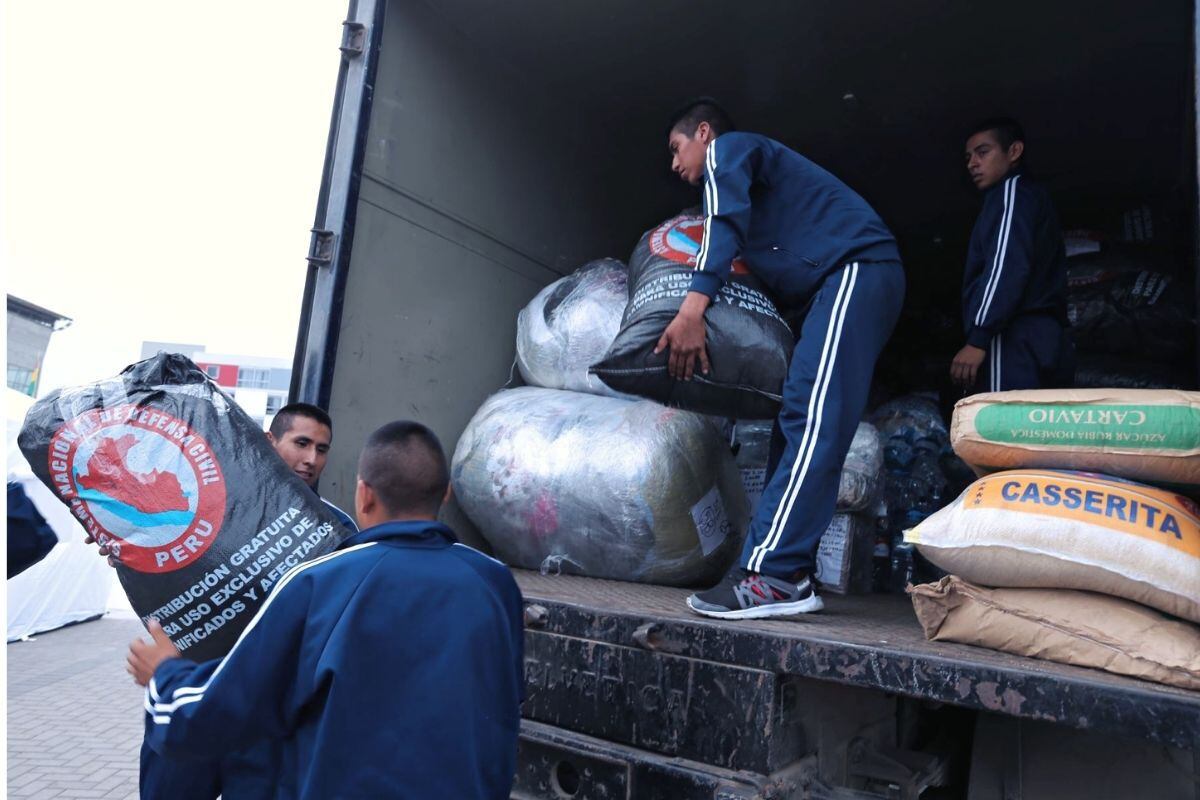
[516,258,629,398]
[591,213,793,419]
[17,354,354,660]
[451,387,749,586]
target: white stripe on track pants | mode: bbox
[744,261,905,577]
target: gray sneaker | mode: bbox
[687,568,824,620]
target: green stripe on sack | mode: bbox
[974,404,1200,450]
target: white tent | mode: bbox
[7,388,116,640]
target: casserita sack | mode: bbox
[451,387,749,586]
[590,213,793,419]
[951,389,1200,489]
[905,469,1200,623]
[17,353,354,660]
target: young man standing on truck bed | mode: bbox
[657,99,905,619]
[129,421,525,799]
[951,118,1072,392]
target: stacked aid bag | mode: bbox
[906,388,1200,688]
[905,469,1200,623]
[17,353,354,660]
[516,258,630,397]
[591,213,793,419]
[951,389,1200,492]
[452,388,749,586]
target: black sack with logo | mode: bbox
[17,353,354,661]
[590,213,793,419]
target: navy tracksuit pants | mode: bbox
[742,261,904,578]
[972,312,1075,393]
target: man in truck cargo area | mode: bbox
[951,117,1072,392]
[657,98,905,620]
[128,420,525,799]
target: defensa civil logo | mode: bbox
[47,404,226,573]
[648,215,749,274]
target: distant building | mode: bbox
[140,342,290,430]
[7,295,72,396]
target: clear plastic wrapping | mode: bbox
[451,387,749,586]
[516,258,629,397]
[870,395,960,531]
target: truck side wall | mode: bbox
[321,1,628,507]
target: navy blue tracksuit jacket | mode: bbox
[142,521,524,800]
[962,170,1071,391]
[692,132,905,579]
[140,494,360,800]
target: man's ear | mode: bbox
[695,120,712,145]
[355,478,375,518]
[1008,140,1025,164]
[266,431,277,446]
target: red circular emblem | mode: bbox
[48,404,227,573]
[647,215,750,274]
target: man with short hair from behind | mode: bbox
[135,403,356,799]
[129,421,525,799]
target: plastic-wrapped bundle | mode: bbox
[452,387,749,586]
[733,420,773,513]
[839,423,885,512]
[590,213,793,419]
[17,354,353,661]
[870,395,954,531]
[516,258,629,397]
[733,420,883,514]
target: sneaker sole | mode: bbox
[685,593,824,620]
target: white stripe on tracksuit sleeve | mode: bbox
[143,544,375,761]
[967,176,1037,344]
[689,136,756,299]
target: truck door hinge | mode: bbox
[340,21,366,57]
[306,229,336,267]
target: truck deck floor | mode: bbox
[514,570,1200,750]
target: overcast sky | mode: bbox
[4,1,345,395]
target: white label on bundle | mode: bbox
[741,468,767,515]
[816,515,851,587]
[692,486,731,556]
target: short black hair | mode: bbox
[969,117,1026,152]
[667,97,737,138]
[358,421,449,518]
[269,402,333,439]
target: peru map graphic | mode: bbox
[77,434,190,514]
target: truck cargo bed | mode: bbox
[514,570,1200,750]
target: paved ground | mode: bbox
[8,615,146,799]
